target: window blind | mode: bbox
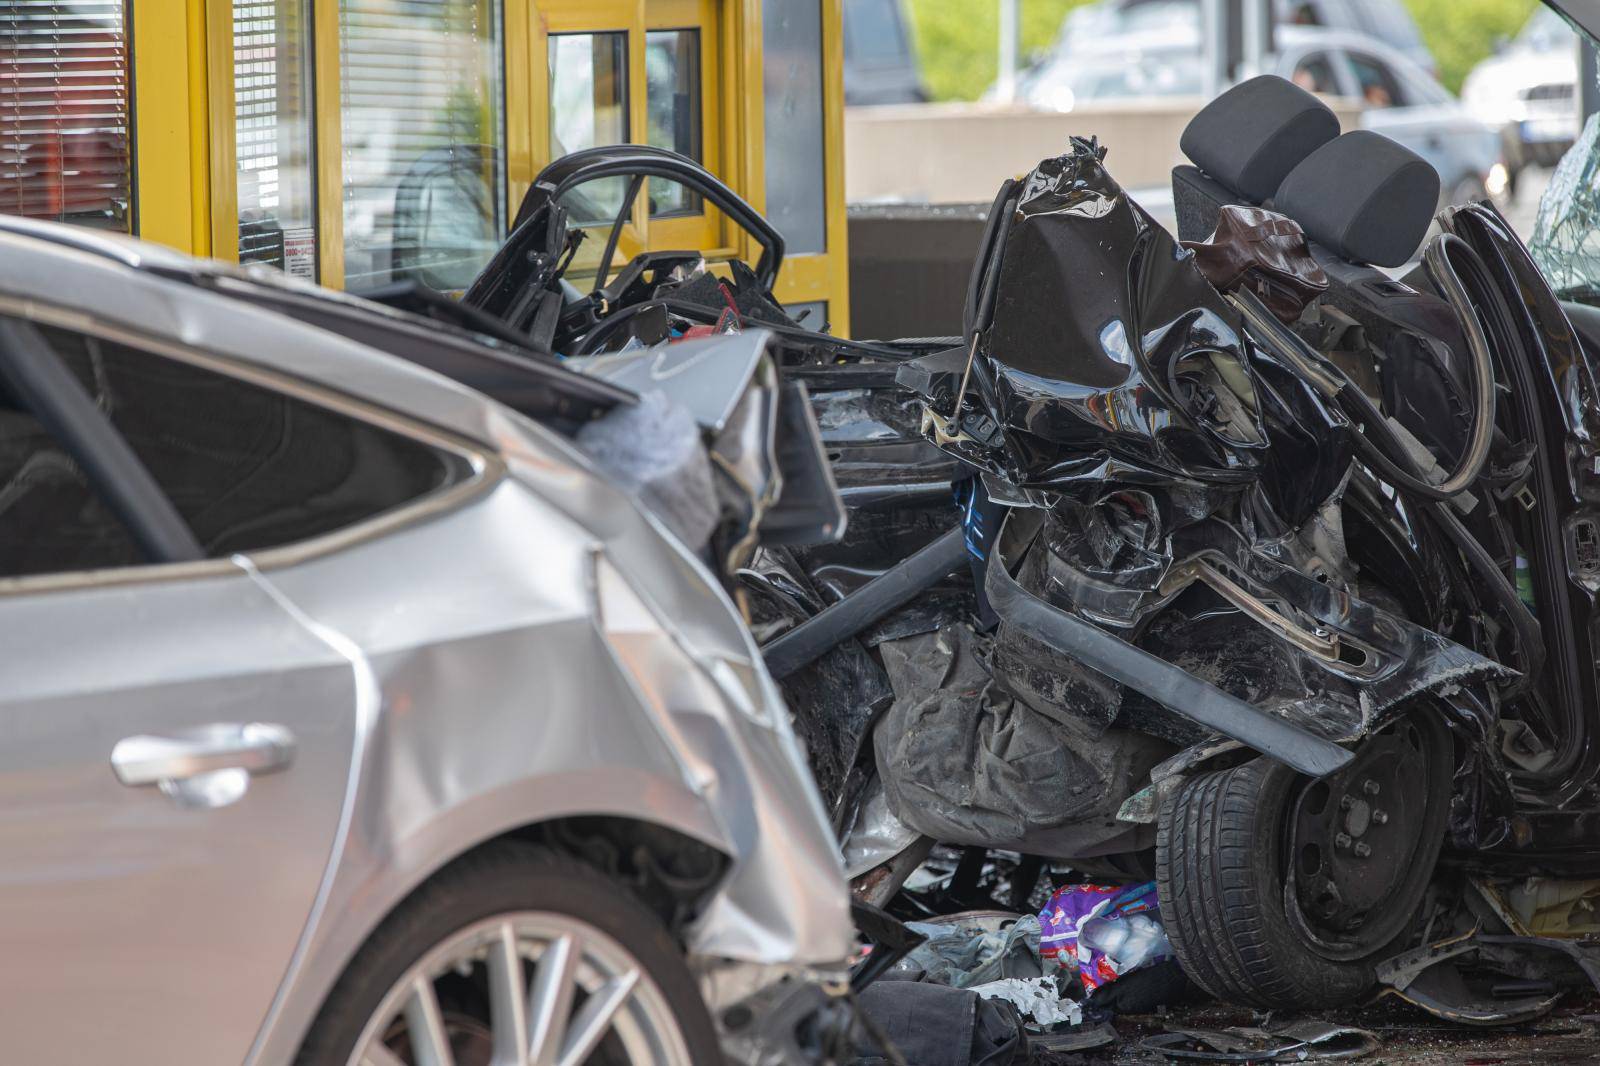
[234,0,284,263]
[0,0,131,230]
[338,0,504,290]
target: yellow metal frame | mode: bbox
[313,0,344,286]
[131,0,213,254]
[128,0,848,330]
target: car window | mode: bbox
[1346,51,1406,108]
[0,374,143,579]
[1292,52,1341,95]
[35,325,464,560]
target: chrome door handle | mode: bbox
[112,722,296,788]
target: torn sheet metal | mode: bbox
[902,137,1350,527]
[1375,929,1600,1025]
[1142,1022,1379,1061]
[883,138,1500,781]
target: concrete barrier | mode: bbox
[847,202,988,340]
[844,97,1364,204]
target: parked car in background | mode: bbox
[1277,0,1434,75]
[1021,24,1499,207]
[1046,0,1435,77]
[843,0,926,104]
[1461,5,1579,197]
[0,216,853,1065]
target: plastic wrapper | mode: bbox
[1039,881,1173,991]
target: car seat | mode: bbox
[1171,75,1341,243]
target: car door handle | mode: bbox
[111,722,296,788]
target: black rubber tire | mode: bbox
[1155,757,1425,1008]
[295,841,723,1065]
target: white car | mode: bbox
[1461,6,1580,196]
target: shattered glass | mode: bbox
[1531,113,1600,298]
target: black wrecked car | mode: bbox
[414,18,1600,1011]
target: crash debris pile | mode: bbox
[439,65,1600,1061]
[843,880,1190,1062]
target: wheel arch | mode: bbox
[250,771,738,1066]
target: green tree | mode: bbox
[1401,0,1539,94]
[905,0,1096,102]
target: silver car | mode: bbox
[0,218,853,1064]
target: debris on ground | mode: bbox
[1375,927,1600,1026]
[1474,876,1600,938]
[896,911,1047,987]
[850,981,1029,1065]
[969,976,1084,1027]
[1140,1020,1380,1061]
[1040,882,1174,992]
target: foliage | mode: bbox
[905,0,1096,103]
[1401,0,1539,94]
[905,0,1547,102]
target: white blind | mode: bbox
[0,0,131,230]
[234,0,283,263]
[339,0,503,290]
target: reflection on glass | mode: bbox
[549,31,628,224]
[0,1,132,231]
[234,0,317,277]
[340,0,505,292]
[646,29,701,217]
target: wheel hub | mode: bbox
[1286,714,1449,959]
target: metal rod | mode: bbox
[762,527,968,679]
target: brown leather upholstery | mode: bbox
[1183,205,1329,323]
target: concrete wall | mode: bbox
[847,203,987,340]
[844,97,1364,203]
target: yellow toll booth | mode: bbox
[1,0,849,332]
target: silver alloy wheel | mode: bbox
[346,911,696,1066]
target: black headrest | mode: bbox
[1180,76,1340,203]
[1274,130,1440,267]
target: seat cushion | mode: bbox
[1179,75,1340,203]
[1274,130,1440,267]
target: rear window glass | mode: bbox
[0,394,142,579]
[40,326,465,558]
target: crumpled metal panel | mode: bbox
[888,139,1502,769]
[910,138,1350,529]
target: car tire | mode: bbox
[295,841,723,1066]
[1155,714,1451,1009]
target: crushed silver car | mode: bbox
[0,217,855,1065]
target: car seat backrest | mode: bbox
[1273,130,1440,268]
[1180,75,1342,203]
[1172,75,1340,241]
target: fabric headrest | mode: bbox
[1273,130,1440,267]
[1180,75,1340,203]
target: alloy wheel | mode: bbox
[347,911,696,1066]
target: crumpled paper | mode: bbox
[969,976,1084,1027]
